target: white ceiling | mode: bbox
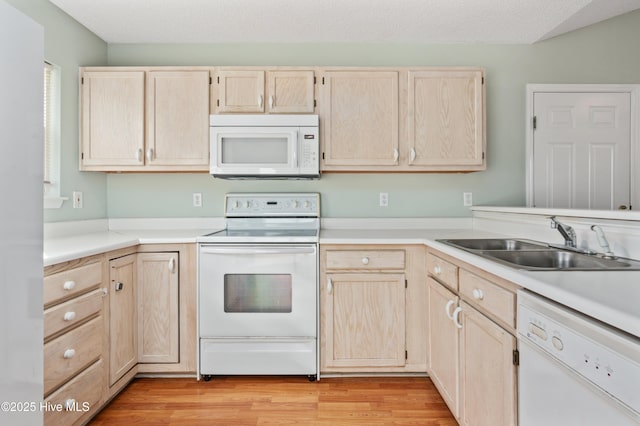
[49,0,640,44]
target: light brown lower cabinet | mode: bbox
[43,243,197,425]
[108,253,138,386]
[43,255,107,426]
[137,252,179,364]
[320,245,427,373]
[426,250,518,426]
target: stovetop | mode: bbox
[198,193,320,244]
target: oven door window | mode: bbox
[224,274,292,313]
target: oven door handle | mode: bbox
[199,246,316,255]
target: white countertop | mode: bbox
[44,223,640,339]
[321,228,640,339]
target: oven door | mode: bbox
[210,127,299,176]
[198,243,317,338]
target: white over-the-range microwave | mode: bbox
[209,114,319,179]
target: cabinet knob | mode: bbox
[434,265,442,275]
[269,95,274,109]
[361,257,370,265]
[472,288,484,300]
[63,349,76,359]
[410,148,416,163]
[327,278,333,294]
[63,311,76,321]
[114,281,124,291]
[63,280,76,291]
[258,95,264,109]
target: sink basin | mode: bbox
[481,250,640,271]
[438,238,548,251]
[437,238,640,271]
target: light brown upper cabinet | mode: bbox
[214,69,315,113]
[319,67,485,172]
[320,70,400,169]
[407,69,485,171]
[80,68,210,172]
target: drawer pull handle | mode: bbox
[63,311,76,321]
[168,257,176,273]
[327,278,333,294]
[64,399,76,411]
[269,95,274,109]
[361,257,370,265]
[115,281,124,292]
[434,265,442,275]
[445,300,455,320]
[453,307,463,329]
[472,288,484,300]
[63,349,76,359]
[63,280,76,291]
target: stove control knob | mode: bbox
[245,201,251,208]
[292,200,299,208]
[233,201,240,209]
[304,201,310,208]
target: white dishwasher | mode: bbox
[517,290,640,426]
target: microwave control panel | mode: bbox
[299,127,319,173]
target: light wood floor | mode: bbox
[89,376,457,425]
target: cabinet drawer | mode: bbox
[44,262,102,306]
[459,270,515,328]
[326,250,405,270]
[44,359,103,426]
[44,289,103,340]
[427,253,458,291]
[44,316,102,395]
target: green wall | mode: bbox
[6,0,109,222]
[20,2,640,220]
[104,10,640,218]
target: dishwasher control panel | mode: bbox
[517,291,640,415]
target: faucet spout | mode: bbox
[591,225,615,258]
[550,216,577,248]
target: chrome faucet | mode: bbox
[550,216,577,248]
[590,225,615,258]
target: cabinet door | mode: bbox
[323,273,405,368]
[321,71,399,168]
[137,252,179,364]
[216,70,265,113]
[266,71,315,113]
[427,277,460,419]
[109,254,137,386]
[408,70,484,170]
[460,301,516,426]
[80,71,145,168]
[146,71,210,168]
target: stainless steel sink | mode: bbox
[480,250,640,271]
[437,238,640,271]
[438,238,549,251]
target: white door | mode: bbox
[532,92,631,210]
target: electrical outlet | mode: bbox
[193,193,202,207]
[463,192,473,207]
[72,191,83,209]
[379,192,389,207]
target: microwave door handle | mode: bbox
[200,246,316,255]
